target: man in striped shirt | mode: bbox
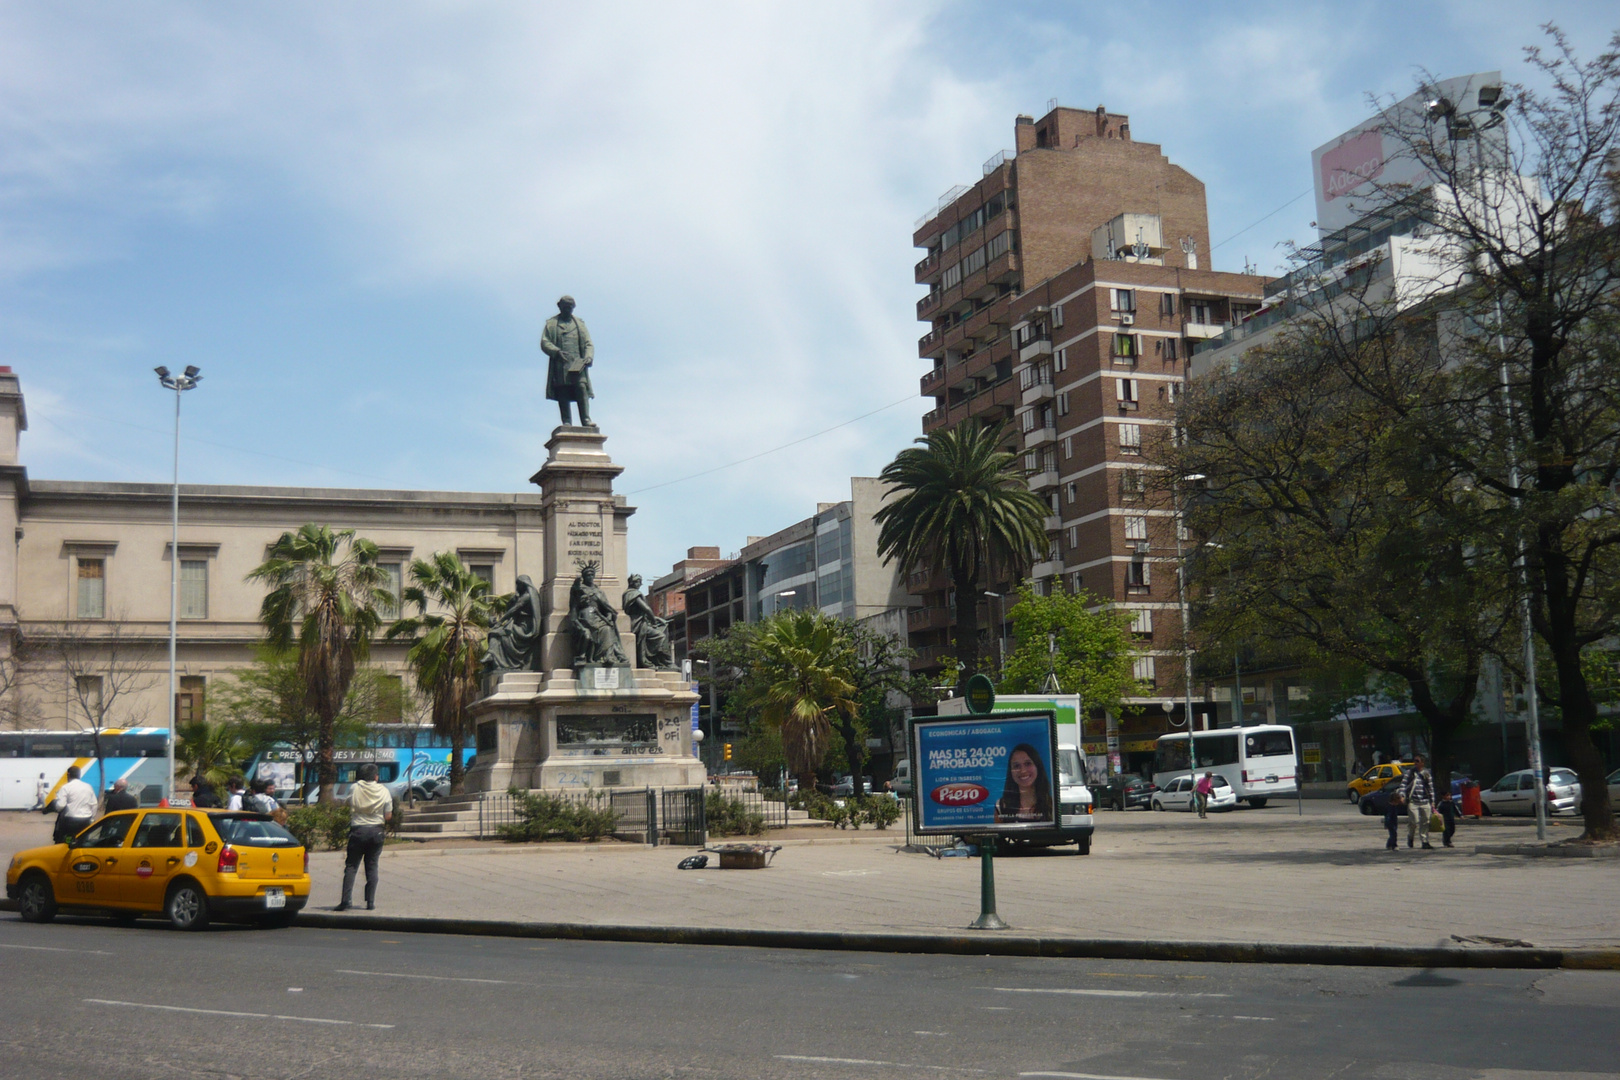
[1398,753,1436,850]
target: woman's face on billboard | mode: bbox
[1010,749,1039,791]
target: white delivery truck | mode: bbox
[935,694,1095,854]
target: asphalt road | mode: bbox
[2,915,1616,1080]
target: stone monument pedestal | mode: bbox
[462,425,701,795]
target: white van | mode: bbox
[891,758,911,797]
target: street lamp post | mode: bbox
[984,591,1007,674]
[1173,474,1206,779]
[155,366,201,805]
[1429,89,1548,839]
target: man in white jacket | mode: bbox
[336,763,393,911]
[51,765,98,843]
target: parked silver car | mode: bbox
[1479,768,1582,816]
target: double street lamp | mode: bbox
[155,365,201,805]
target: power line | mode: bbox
[1210,187,1312,251]
[626,393,919,495]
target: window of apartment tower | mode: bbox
[1112,334,1137,362]
[179,559,208,620]
[1161,337,1179,362]
[76,558,106,619]
[1124,515,1147,541]
[1039,404,1053,429]
[1133,655,1157,684]
[1126,559,1151,591]
[1061,435,1073,459]
[1069,571,1084,594]
[1131,608,1154,638]
[1120,469,1145,499]
[1067,525,1079,548]
[1052,303,1064,328]
[1109,288,1135,314]
[176,675,206,724]
[1188,300,1213,324]
[1116,378,1140,409]
[1042,448,1057,474]
[1065,482,1077,505]
[1159,292,1177,316]
[1053,347,1067,373]
[1119,423,1142,454]
[1020,409,1035,433]
[1056,391,1070,417]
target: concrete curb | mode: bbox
[287,911,1620,970]
[1473,842,1620,858]
[5,899,1614,968]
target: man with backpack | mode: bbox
[1398,753,1437,850]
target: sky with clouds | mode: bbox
[4,1,1614,576]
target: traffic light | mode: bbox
[723,743,733,761]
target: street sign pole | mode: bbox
[969,835,1007,930]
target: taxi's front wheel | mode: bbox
[165,881,211,931]
[17,873,57,923]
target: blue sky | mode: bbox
[5,1,1614,576]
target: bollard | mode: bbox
[968,835,1008,930]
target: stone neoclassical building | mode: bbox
[0,368,548,737]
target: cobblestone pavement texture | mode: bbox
[5,802,1615,947]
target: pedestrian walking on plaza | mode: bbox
[104,778,138,812]
[32,772,50,811]
[337,762,392,911]
[1398,753,1436,850]
[225,776,246,811]
[1194,772,1214,818]
[1438,791,1460,848]
[50,765,97,843]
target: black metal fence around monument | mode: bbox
[473,786,707,846]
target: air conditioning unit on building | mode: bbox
[1118,313,1135,325]
[1131,540,1152,554]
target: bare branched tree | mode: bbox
[35,614,163,795]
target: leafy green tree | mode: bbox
[386,552,499,796]
[736,611,858,791]
[875,423,1049,685]
[846,621,936,788]
[175,720,252,792]
[212,646,382,800]
[998,586,1143,716]
[246,524,392,804]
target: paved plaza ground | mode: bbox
[8,800,1611,949]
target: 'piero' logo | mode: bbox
[931,783,989,806]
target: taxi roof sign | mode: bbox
[965,673,996,715]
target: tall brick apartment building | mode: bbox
[910,105,1262,766]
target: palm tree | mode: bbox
[745,611,858,792]
[875,422,1049,685]
[246,524,391,803]
[385,552,499,796]
[175,720,252,793]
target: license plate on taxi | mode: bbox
[264,888,286,910]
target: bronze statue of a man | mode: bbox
[542,294,595,428]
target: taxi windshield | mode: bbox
[213,814,301,848]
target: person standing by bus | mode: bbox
[1194,773,1214,819]
[50,765,97,843]
[32,772,50,811]
[337,763,392,911]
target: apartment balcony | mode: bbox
[922,405,946,429]
[918,290,943,318]
[1023,425,1057,448]
[918,329,941,357]
[1018,338,1054,364]
[1044,514,1063,532]
[1027,468,1059,489]
[920,366,948,395]
[910,644,956,670]
[907,606,953,632]
[1020,380,1054,407]
[1183,321,1230,340]
[915,250,940,284]
[1031,559,1065,580]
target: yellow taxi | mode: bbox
[1346,762,1413,804]
[6,808,309,930]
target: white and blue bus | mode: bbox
[1152,725,1298,808]
[0,728,171,810]
[248,724,475,802]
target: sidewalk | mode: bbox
[5,805,1615,953]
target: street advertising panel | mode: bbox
[911,711,1059,835]
[1311,71,1503,235]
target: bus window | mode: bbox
[1155,739,1188,774]
[1245,730,1294,758]
[1194,734,1239,768]
[378,764,399,783]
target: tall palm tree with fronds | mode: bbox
[385,552,499,796]
[744,611,858,792]
[247,524,391,803]
[875,422,1049,685]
